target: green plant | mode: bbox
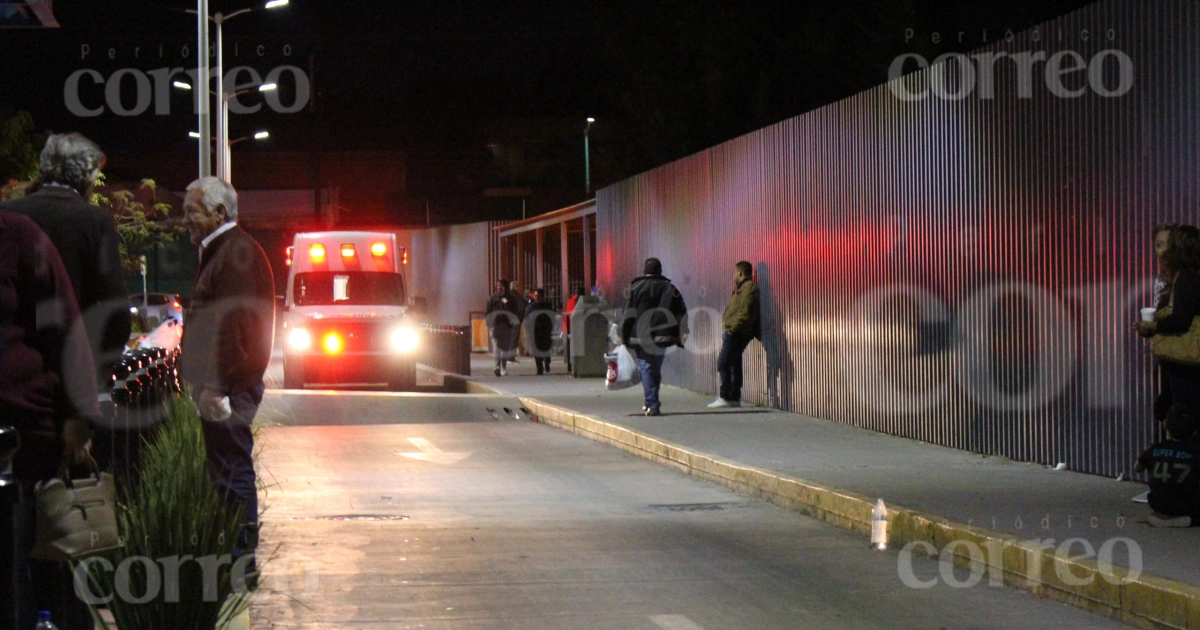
[91,174,186,277]
[84,394,252,629]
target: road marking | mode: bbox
[650,615,707,630]
[399,437,471,465]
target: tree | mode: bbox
[0,109,40,186]
[91,174,186,277]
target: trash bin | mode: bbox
[569,296,611,378]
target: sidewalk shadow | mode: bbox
[625,410,775,417]
[758,262,794,410]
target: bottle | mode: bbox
[870,498,888,550]
[35,610,60,629]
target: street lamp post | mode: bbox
[196,0,211,178]
[584,117,595,196]
[191,0,288,180]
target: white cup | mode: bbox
[1141,307,1157,323]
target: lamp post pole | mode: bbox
[214,11,226,180]
[196,0,211,178]
[584,117,594,196]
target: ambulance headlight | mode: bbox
[288,328,312,351]
[391,326,419,352]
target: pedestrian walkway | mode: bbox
[459,354,1200,629]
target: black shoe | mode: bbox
[494,367,502,377]
[645,407,661,416]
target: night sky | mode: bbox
[0,1,1098,210]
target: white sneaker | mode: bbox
[1149,514,1192,528]
[707,398,731,408]
[500,367,508,376]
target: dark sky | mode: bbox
[1,1,1098,189]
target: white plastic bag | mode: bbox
[605,344,640,391]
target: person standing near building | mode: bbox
[709,261,760,408]
[0,133,131,387]
[526,288,554,375]
[486,279,522,376]
[620,258,688,416]
[179,177,275,564]
[563,285,585,372]
[0,210,99,630]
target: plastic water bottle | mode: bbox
[870,499,888,550]
[35,610,59,629]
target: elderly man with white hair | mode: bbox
[179,176,275,566]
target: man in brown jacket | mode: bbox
[709,261,760,408]
[179,176,274,561]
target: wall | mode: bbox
[407,222,499,326]
[594,0,1200,476]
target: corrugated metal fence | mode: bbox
[594,0,1200,476]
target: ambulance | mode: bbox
[281,231,419,390]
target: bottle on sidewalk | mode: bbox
[870,499,888,550]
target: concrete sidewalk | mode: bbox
[455,354,1200,629]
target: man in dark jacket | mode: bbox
[620,258,688,416]
[486,279,522,376]
[0,133,131,387]
[0,210,99,630]
[709,260,760,408]
[179,176,274,561]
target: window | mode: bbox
[294,272,406,306]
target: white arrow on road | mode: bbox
[400,437,471,465]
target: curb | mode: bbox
[451,374,1200,630]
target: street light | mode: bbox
[584,117,595,196]
[189,0,289,180]
[176,81,276,183]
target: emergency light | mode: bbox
[341,244,357,258]
[285,246,294,266]
[309,244,326,262]
[323,333,343,354]
[371,242,387,257]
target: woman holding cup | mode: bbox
[1140,224,1200,427]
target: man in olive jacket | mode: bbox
[179,177,274,561]
[709,260,760,408]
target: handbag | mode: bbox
[1151,302,1200,365]
[30,457,121,562]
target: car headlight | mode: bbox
[391,326,419,352]
[288,328,312,351]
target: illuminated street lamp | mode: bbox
[189,0,289,179]
[584,117,595,196]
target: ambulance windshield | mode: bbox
[294,272,406,306]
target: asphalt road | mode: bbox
[247,385,1127,629]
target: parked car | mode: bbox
[130,292,184,327]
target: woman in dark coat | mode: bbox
[0,210,98,630]
[526,288,555,374]
[1141,225,1200,432]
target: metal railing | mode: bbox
[418,325,472,376]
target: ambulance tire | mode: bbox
[388,360,417,392]
[283,355,304,390]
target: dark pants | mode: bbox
[564,336,573,371]
[200,383,263,558]
[536,356,551,374]
[1156,361,1200,432]
[7,483,92,630]
[632,345,666,411]
[492,332,514,370]
[717,331,753,402]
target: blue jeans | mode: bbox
[717,331,753,402]
[633,345,666,411]
[200,383,263,557]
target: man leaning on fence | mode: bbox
[620,258,688,416]
[709,260,760,408]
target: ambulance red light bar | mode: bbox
[341,244,357,258]
[309,244,326,262]
[370,242,387,257]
